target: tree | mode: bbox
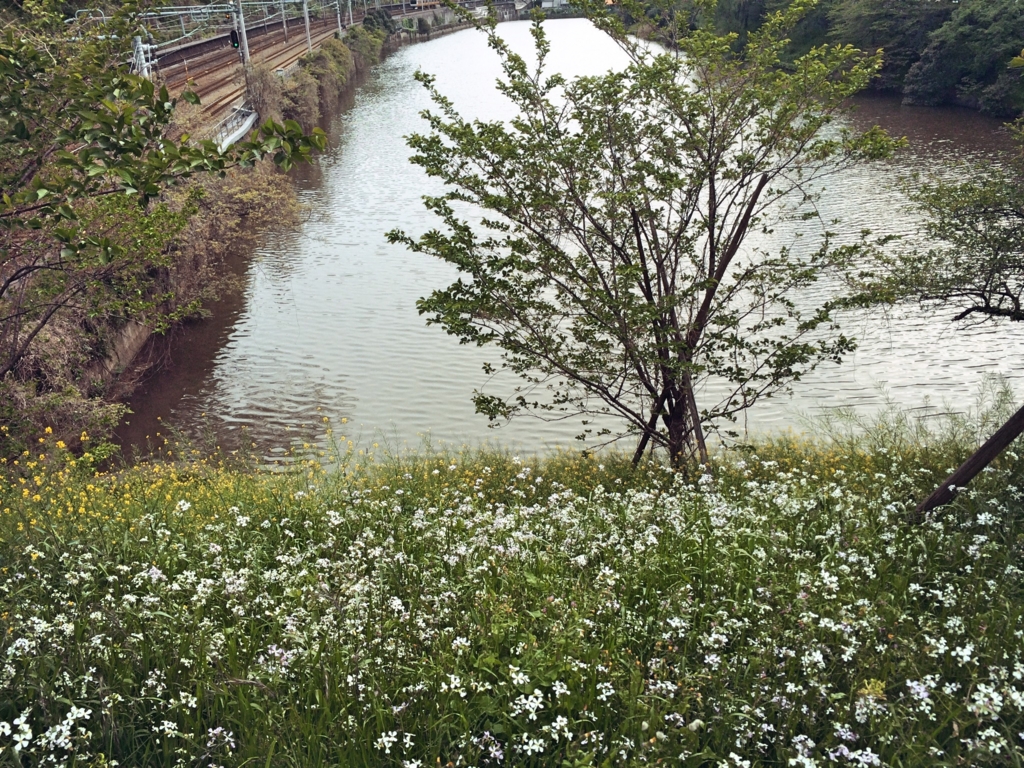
[864,121,1024,324]
[857,121,1024,516]
[828,0,955,92]
[0,1,325,383]
[389,0,897,466]
[902,0,1024,116]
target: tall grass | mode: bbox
[1,414,1022,767]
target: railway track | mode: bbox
[152,1,510,124]
[158,15,380,121]
[157,17,340,121]
[203,27,341,118]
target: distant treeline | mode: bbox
[642,0,1024,116]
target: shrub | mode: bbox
[300,37,356,108]
[344,24,386,70]
[281,68,320,131]
[362,7,398,35]
[244,64,285,124]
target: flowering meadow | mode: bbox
[1,429,1023,767]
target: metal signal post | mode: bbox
[235,0,251,62]
[302,0,312,53]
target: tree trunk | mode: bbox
[683,371,709,468]
[665,408,687,468]
[913,401,1024,521]
[663,380,708,469]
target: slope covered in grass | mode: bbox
[1,433,1023,767]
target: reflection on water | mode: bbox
[117,19,1022,457]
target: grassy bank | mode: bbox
[1,424,1023,767]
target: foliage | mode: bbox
[692,0,1024,115]
[902,0,1024,116]
[362,7,399,35]
[345,23,387,68]
[826,0,956,92]
[390,1,896,465]
[855,121,1024,324]
[281,69,322,132]
[0,1,325,452]
[302,37,357,105]
[1,425,1023,766]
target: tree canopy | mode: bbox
[711,0,1024,116]
[391,0,897,465]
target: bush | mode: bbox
[244,64,285,124]
[362,7,398,35]
[344,24,386,70]
[300,37,356,107]
[281,68,320,132]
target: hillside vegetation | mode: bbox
[698,0,1024,115]
[1,421,1022,766]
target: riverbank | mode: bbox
[2,427,1023,765]
[0,13,486,462]
[102,14,488,451]
[112,18,1024,459]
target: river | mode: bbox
[116,19,1023,458]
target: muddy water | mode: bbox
[117,19,1022,457]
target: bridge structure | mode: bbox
[71,0,524,145]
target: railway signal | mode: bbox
[234,0,251,63]
[230,28,240,47]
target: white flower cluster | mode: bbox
[2,451,1023,766]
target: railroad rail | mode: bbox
[145,0,517,125]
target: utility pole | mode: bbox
[302,0,312,53]
[347,0,353,26]
[335,0,343,33]
[235,0,251,63]
[280,0,288,40]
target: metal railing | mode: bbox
[211,103,260,151]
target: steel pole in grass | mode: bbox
[347,0,353,26]
[302,0,312,52]
[280,0,288,39]
[335,0,343,32]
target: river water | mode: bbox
[117,19,1023,458]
